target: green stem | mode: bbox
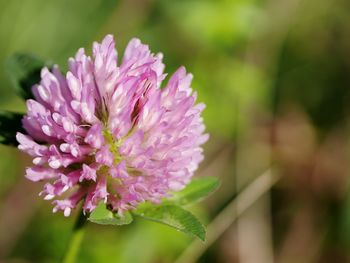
[62,210,87,263]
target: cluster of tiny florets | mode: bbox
[17,35,208,216]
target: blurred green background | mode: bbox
[1,0,350,262]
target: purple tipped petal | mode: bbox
[96,145,114,166]
[80,164,97,182]
[25,167,59,182]
[85,123,104,148]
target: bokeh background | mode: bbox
[1,0,350,262]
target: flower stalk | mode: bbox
[62,210,87,263]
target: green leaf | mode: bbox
[0,111,24,146]
[88,203,133,226]
[133,205,206,241]
[6,53,49,100]
[168,177,220,206]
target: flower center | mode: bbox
[103,129,122,164]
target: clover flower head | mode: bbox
[17,35,208,216]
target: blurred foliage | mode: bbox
[1,0,350,262]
